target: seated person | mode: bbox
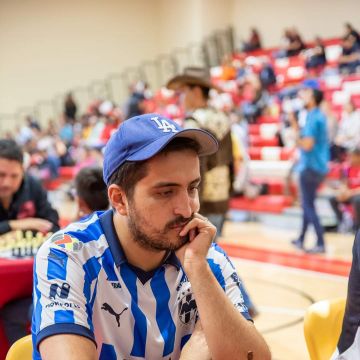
[242,27,262,52]
[278,28,306,58]
[329,147,360,232]
[32,114,270,359]
[0,139,60,346]
[74,166,109,218]
[339,37,360,74]
[0,139,59,236]
[344,22,360,48]
[305,37,327,70]
[332,100,360,161]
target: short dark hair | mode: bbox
[109,137,201,199]
[75,167,109,211]
[312,89,324,106]
[0,139,23,164]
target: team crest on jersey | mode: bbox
[52,233,83,252]
[177,279,197,325]
[178,289,197,325]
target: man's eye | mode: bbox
[159,190,173,197]
[189,186,199,193]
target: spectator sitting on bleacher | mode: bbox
[241,74,270,123]
[74,166,109,219]
[344,22,360,48]
[278,28,306,58]
[124,81,147,119]
[304,37,327,70]
[332,100,360,160]
[338,36,360,74]
[329,147,360,232]
[242,27,262,52]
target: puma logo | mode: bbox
[101,303,128,327]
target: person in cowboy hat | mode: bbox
[167,67,233,240]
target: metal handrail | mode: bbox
[0,26,234,134]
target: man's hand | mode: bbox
[175,214,216,275]
[337,188,351,202]
[9,218,53,233]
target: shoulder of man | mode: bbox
[37,213,106,261]
[188,107,231,141]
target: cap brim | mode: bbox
[167,75,216,91]
[127,128,218,162]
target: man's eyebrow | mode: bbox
[152,177,201,188]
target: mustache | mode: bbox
[165,214,194,229]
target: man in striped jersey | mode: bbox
[32,114,270,359]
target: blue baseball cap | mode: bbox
[301,78,320,90]
[103,113,219,185]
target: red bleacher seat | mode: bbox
[257,116,280,124]
[249,135,279,147]
[230,195,293,213]
[43,179,63,191]
[248,147,294,161]
[58,166,77,180]
[252,178,297,195]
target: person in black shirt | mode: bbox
[344,22,360,48]
[0,140,60,235]
[0,139,60,346]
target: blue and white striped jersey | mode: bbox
[32,210,251,360]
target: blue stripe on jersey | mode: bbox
[207,259,226,290]
[54,310,75,323]
[47,248,68,280]
[99,343,117,360]
[33,260,42,334]
[120,265,147,357]
[101,248,118,281]
[66,218,104,243]
[213,243,235,270]
[180,334,191,349]
[150,267,176,356]
[83,256,102,332]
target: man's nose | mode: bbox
[173,193,194,219]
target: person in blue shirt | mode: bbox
[291,85,330,253]
[32,114,270,360]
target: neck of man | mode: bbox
[0,196,12,210]
[112,212,167,272]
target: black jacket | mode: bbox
[0,174,60,234]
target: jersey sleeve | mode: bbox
[207,244,252,321]
[32,232,97,351]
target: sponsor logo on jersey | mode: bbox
[49,282,70,300]
[52,233,83,252]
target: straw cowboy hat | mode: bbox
[166,67,217,91]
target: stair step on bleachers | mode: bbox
[249,147,295,161]
[230,195,294,214]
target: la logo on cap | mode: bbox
[151,116,178,133]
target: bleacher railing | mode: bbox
[0,27,234,133]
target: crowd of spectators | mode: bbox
[3,22,360,234]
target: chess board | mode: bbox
[0,230,52,258]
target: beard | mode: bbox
[127,204,193,252]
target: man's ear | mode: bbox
[108,184,128,215]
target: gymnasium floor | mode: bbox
[56,194,353,360]
[220,222,352,360]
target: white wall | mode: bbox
[233,0,360,48]
[0,0,233,129]
[0,0,162,119]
